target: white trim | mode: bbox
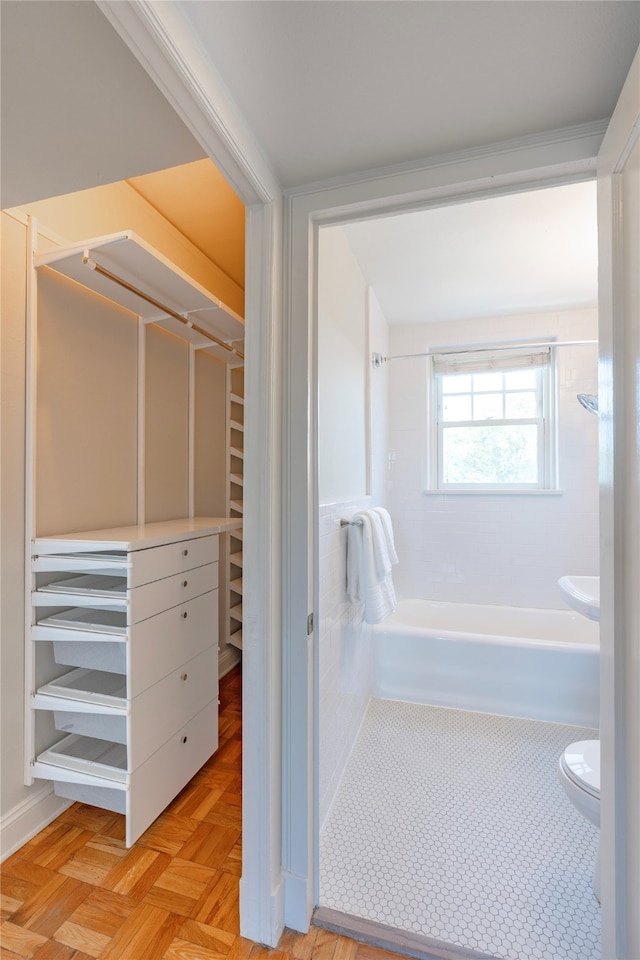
[286,121,604,203]
[137,316,146,524]
[188,343,195,518]
[218,644,241,680]
[96,3,284,946]
[0,785,71,862]
[96,0,279,206]
[283,129,610,935]
[597,46,640,960]
[239,200,285,946]
[23,217,38,785]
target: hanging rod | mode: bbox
[371,339,597,368]
[82,256,245,361]
[340,517,364,527]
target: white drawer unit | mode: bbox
[27,517,240,846]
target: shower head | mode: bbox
[577,394,599,415]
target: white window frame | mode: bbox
[426,346,558,493]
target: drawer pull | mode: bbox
[183,549,189,557]
[183,580,188,587]
[181,673,188,681]
[182,612,188,619]
[182,736,188,744]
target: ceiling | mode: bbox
[0,1,205,208]
[3,2,638,206]
[340,180,597,325]
[127,160,245,289]
[179,0,640,187]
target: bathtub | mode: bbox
[372,599,599,727]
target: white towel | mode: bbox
[346,519,364,604]
[366,509,392,577]
[346,512,396,623]
[372,507,398,565]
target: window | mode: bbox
[429,347,556,491]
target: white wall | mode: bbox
[368,289,390,507]
[318,227,368,503]
[387,308,599,608]
[317,236,390,828]
[318,497,373,830]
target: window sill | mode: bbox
[422,489,563,497]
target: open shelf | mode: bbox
[35,232,244,365]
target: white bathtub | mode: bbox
[372,599,599,727]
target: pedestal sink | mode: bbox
[558,575,600,621]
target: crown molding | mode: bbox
[97,0,281,206]
[285,119,607,200]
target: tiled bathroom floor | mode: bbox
[319,699,600,960]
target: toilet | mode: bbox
[558,739,601,901]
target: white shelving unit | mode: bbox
[28,518,240,846]
[227,369,244,650]
[26,229,246,840]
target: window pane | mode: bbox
[441,374,471,394]
[442,395,472,421]
[473,393,503,420]
[505,391,538,418]
[473,371,502,392]
[442,425,539,484]
[505,369,537,390]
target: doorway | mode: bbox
[314,182,601,958]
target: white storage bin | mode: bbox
[52,640,126,674]
[54,710,126,744]
[54,780,126,815]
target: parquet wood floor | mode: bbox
[1,667,405,960]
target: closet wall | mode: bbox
[0,176,243,838]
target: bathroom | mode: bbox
[316,182,601,959]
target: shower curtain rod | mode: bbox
[82,256,245,361]
[371,339,597,368]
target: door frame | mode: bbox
[98,0,286,947]
[282,121,617,938]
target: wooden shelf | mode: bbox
[229,500,243,513]
[230,552,243,568]
[230,603,243,622]
[230,578,243,594]
[230,474,243,487]
[230,393,244,406]
[230,420,244,432]
[228,630,243,651]
[230,446,244,460]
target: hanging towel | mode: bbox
[366,509,392,577]
[346,512,396,623]
[346,519,364,605]
[372,507,399,566]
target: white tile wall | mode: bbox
[387,308,599,609]
[318,280,391,829]
[318,498,374,830]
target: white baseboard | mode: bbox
[219,643,242,679]
[0,783,71,861]
[284,870,314,934]
[239,873,285,947]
